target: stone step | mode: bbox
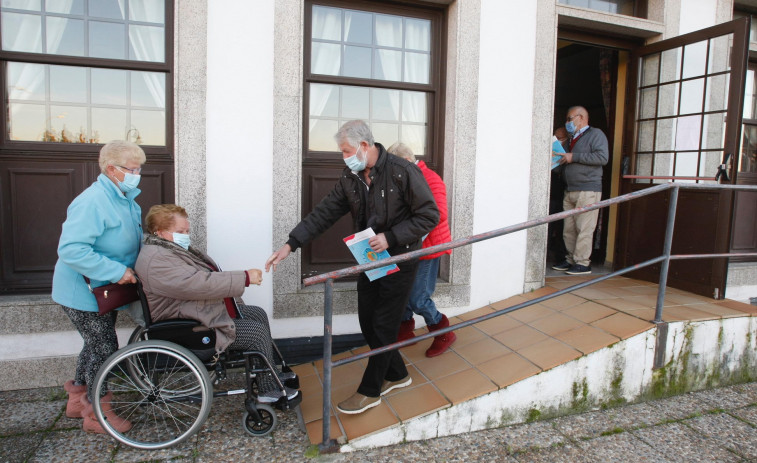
[0,295,138,390]
[0,328,136,390]
[0,295,136,335]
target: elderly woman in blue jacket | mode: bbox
[52,140,145,435]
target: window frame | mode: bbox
[558,0,648,19]
[303,0,445,172]
[0,0,174,160]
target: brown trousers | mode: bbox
[563,191,602,267]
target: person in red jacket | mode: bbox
[388,143,456,357]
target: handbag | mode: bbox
[83,276,140,316]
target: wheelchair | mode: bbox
[90,280,304,450]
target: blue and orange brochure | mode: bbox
[343,228,399,281]
[552,136,565,170]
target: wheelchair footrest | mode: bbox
[274,390,303,411]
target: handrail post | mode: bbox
[655,184,679,323]
[319,278,338,453]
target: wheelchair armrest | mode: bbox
[147,319,212,332]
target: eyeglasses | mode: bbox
[566,114,581,122]
[116,165,142,174]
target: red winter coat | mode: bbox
[418,161,452,260]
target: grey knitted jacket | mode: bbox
[563,127,608,193]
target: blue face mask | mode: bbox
[172,232,191,250]
[344,146,367,172]
[565,120,576,135]
[115,167,141,193]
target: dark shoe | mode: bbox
[425,314,457,358]
[551,261,571,271]
[397,319,416,343]
[380,376,412,396]
[279,370,299,389]
[337,393,380,414]
[565,264,591,275]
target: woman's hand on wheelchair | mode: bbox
[118,267,137,284]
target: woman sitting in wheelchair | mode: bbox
[135,204,298,403]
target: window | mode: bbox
[633,36,732,183]
[740,65,757,174]
[305,1,443,164]
[558,0,638,17]
[1,0,171,147]
[301,0,444,279]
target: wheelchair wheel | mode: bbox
[242,404,278,437]
[92,340,213,450]
[127,326,216,393]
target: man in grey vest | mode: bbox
[552,106,608,275]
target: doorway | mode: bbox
[550,41,619,268]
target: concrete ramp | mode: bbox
[292,276,757,452]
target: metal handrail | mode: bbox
[307,182,757,452]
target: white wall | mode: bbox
[205,0,541,339]
[678,0,718,33]
[206,1,275,314]
[470,0,537,309]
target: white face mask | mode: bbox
[344,145,367,172]
[114,166,141,192]
[172,232,191,250]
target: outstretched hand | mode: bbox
[265,244,291,272]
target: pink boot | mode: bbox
[63,380,87,418]
[425,314,457,358]
[397,319,416,343]
[81,392,132,434]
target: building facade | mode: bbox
[0,0,755,385]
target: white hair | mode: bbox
[387,142,416,162]
[334,120,374,148]
[98,140,146,174]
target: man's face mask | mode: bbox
[344,145,367,172]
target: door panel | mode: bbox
[0,158,174,293]
[616,18,750,299]
[301,164,354,279]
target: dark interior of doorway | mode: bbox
[550,42,617,267]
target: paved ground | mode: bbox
[1,378,756,462]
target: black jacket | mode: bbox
[287,143,439,256]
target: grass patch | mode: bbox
[304,444,320,458]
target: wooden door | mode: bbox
[615,18,750,299]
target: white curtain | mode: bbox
[404,52,429,84]
[401,91,425,123]
[404,18,429,51]
[45,0,75,53]
[310,83,337,119]
[127,2,165,111]
[2,12,43,52]
[311,6,342,76]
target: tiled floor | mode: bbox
[292,275,757,445]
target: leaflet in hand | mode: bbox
[551,136,565,170]
[343,228,399,281]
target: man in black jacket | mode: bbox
[265,120,439,414]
